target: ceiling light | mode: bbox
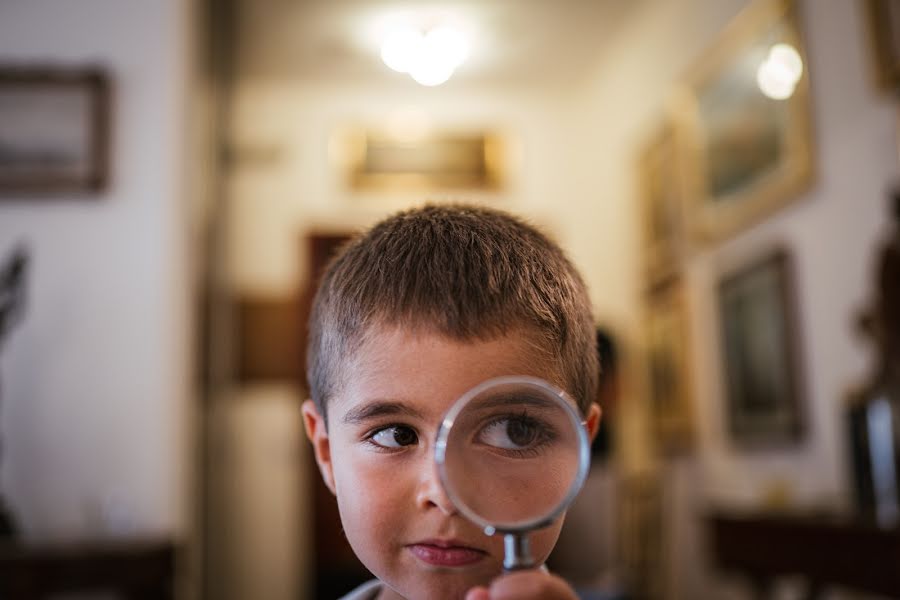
[381,24,469,86]
[380,28,423,73]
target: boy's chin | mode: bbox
[381,566,498,600]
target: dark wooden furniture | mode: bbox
[707,511,900,599]
[0,539,176,599]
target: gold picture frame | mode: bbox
[333,128,505,192]
[644,279,694,453]
[865,0,900,91]
[674,0,814,243]
[638,123,686,288]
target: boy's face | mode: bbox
[303,325,600,600]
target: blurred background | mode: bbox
[0,0,898,598]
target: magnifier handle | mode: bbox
[502,533,535,572]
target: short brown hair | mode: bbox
[307,204,597,420]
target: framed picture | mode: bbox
[645,279,694,453]
[718,249,804,446]
[332,128,505,192]
[638,124,685,288]
[675,0,814,243]
[865,0,900,91]
[0,67,110,195]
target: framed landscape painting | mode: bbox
[675,0,814,242]
[333,127,505,192]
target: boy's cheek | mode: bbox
[332,451,402,501]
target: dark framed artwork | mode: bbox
[645,279,694,453]
[675,0,814,243]
[865,0,900,91]
[0,67,110,195]
[718,249,804,446]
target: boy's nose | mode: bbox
[415,458,458,516]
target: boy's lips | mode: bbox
[406,538,487,567]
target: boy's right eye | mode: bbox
[368,425,418,449]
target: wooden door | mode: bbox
[299,233,372,599]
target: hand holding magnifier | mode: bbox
[435,376,591,571]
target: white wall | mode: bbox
[0,0,195,544]
[226,81,596,297]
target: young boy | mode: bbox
[302,204,601,600]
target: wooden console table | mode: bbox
[707,512,900,599]
[0,538,176,599]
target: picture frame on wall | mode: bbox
[674,0,814,243]
[718,248,804,446]
[638,124,685,288]
[0,67,110,195]
[645,279,694,453]
[864,0,900,92]
[331,127,505,192]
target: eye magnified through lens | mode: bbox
[434,376,590,571]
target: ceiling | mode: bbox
[234,0,640,87]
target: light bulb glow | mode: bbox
[380,24,469,86]
[380,28,423,73]
[425,26,469,70]
[769,43,803,80]
[756,43,803,100]
[409,61,456,86]
[757,67,796,100]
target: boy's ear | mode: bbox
[302,399,336,495]
[584,402,602,443]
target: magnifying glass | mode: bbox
[435,376,591,571]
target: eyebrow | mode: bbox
[469,391,562,412]
[341,400,426,425]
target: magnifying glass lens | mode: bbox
[440,379,585,531]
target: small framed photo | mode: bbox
[718,249,804,446]
[675,0,814,243]
[865,0,900,92]
[0,67,110,195]
[638,123,686,288]
[645,279,694,453]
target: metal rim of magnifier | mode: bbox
[434,375,591,536]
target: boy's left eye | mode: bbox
[474,413,556,458]
[369,425,418,449]
[479,416,540,449]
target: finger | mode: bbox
[465,586,490,600]
[488,571,577,600]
